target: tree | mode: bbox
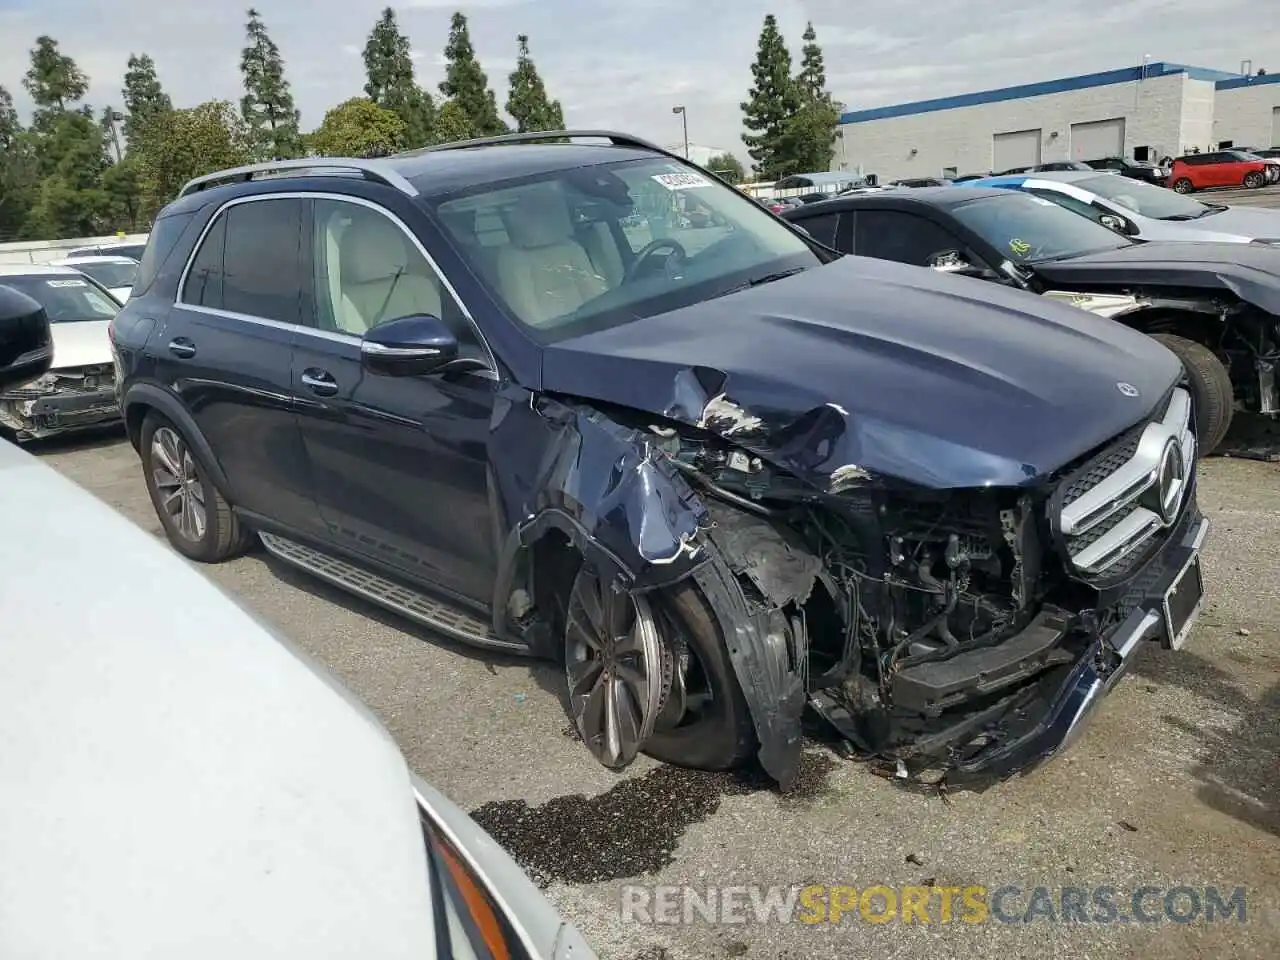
[784,22,840,173]
[134,100,251,217]
[431,100,475,145]
[706,152,745,184]
[309,97,405,157]
[740,15,801,180]
[505,34,564,133]
[439,12,505,137]
[239,8,302,160]
[121,54,173,144]
[22,36,89,110]
[0,88,38,240]
[362,7,435,149]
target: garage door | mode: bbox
[992,129,1042,172]
[1070,118,1126,160]
[1272,106,1280,147]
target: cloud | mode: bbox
[1,0,1276,168]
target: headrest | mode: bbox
[340,215,414,285]
[502,188,575,249]
[439,206,478,244]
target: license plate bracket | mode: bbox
[1161,555,1204,651]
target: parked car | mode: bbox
[51,254,139,302]
[891,177,952,187]
[951,172,992,183]
[782,185,1280,452]
[1030,161,1097,173]
[1168,150,1273,192]
[1082,157,1168,184]
[0,264,121,439]
[111,132,1207,787]
[0,283,597,960]
[966,170,1280,243]
[66,239,149,261]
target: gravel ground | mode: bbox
[32,428,1280,960]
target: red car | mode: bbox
[1169,150,1270,193]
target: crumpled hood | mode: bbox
[1032,240,1280,316]
[541,256,1181,490]
[50,319,113,369]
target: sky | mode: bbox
[1,0,1278,163]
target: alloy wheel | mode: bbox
[151,426,207,542]
[564,566,668,769]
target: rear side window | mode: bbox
[180,198,305,324]
[794,212,842,249]
[854,210,962,265]
[133,213,193,297]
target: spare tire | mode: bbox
[1150,333,1234,454]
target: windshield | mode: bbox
[1077,174,1211,219]
[1,275,120,323]
[69,261,137,290]
[431,156,821,342]
[950,193,1131,263]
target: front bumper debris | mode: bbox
[941,508,1208,782]
[0,382,121,439]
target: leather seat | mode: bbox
[336,214,443,334]
[496,189,610,326]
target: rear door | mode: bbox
[165,195,321,534]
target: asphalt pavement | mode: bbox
[31,426,1278,960]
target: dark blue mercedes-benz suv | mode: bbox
[109,130,1208,789]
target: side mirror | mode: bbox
[1099,213,1133,234]
[361,314,459,377]
[792,224,813,238]
[0,284,54,392]
[928,250,982,276]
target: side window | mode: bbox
[137,212,192,298]
[854,210,964,266]
[221,198,305,324]
[311,198,474,342]
[1027,189,1103,223]
[794,212,842,249]
[181,213,226,309]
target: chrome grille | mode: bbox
[1058,388,1195,578]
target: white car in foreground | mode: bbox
[0,264,121,439]
[0,282,597,960]
[967,170,1280,244]
[51,254,139,302]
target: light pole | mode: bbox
[672,105,689,159]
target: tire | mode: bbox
[1244,171,1265,189]
[1172,178,1194,194]
[642,582,758,772]
[140,412,251,562]
[1150,333,1234,454]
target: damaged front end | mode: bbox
[0,364,120,440]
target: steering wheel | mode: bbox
[624,237,688,283]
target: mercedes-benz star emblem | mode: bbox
[1155,439,1186,524]
[1116,382,1140,398]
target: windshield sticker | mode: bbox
[652,172,713,191]
[46,279,88,288]
[1008,238,1031,256]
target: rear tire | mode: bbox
[1244,171,1265,189]
[140,412,251,562]
[1150,333,1234,454]
[1172,178,1194,194]
[642,583,758,772]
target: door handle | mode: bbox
[300,369,339,397]
[168,338,196,359]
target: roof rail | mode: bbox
[177,158,419,199]
[403,129,668,157]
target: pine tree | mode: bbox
[439,12,505,137]
[740,15,800,180]
[121,54,173,144]
[362,7,435,149]
[239,8,302,160]
[784,22,840,174]
[22,36,89,111]
[505,34,564,133]
[0,86,19,152]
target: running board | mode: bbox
[258,532,527,653]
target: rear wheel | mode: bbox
[1172,178,1194,194]
[140,412,251,562]
[1244,171,1265,189]
[1150,333,1234,454]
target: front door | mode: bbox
[292,195,499,606]
[163,195,321,535]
